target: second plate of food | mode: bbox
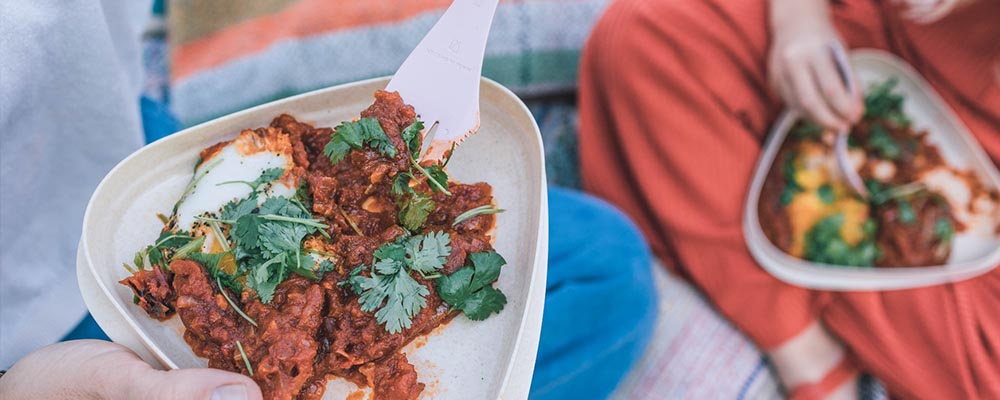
[78,76,548,399]
[744,49,1000,291]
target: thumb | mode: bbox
[0,340,262,400]
[110,365,264,400]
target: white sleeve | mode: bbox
[0,0,151,367]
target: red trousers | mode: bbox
[579,0,1000,397]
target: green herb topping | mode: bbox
[435,251,508,321]
[453,205,505,227]
[804,214,881,267]
[341,232,452,334]
[324,118,397,164]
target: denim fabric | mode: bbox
[528,187,657,400]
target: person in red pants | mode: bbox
[579,0,1000,398]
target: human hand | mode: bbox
[894,0,974,23]
[0,340,262,400]
[768,0,863,131]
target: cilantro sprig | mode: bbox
[453,205,505,227]
[804,213,880,267]
[217,195,330,302]
[217,167,284,191]
[324,118,397,164]
[435,251,508,320]
[341,232,451,333]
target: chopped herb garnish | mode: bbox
[402,120,424,155]
[391,172,415,197]
[207,220,231,252]
[224,196,328,303]
[341,232,452,333]
[868,124,900,160]
[897,200,916,224]
[398,192,435,232]
[218,276,257,327]
[216,167,285,191]
[405,231,451,278]
[864,78,911,127]
[780,155,802,207]
[131,231,194,271]
[804,214,881,267]
[337,206,364,236]
[435,251,508,320]
[409,158,451,195]
[453,205,505,227]
[790,121,824,140]
[171,236,205,261]
[817,184,836,205]
[323,118,397,164]
[236,340,253,377]
[934,218,955,242]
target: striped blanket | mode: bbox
[168,0,605,125]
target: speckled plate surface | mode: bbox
[78,77,548,399]
[745,50,1000,291]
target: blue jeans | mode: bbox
[65,103,658,399]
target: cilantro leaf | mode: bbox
[359,118,397,158]
[227,195,327,303]
[803,214,880,267]
[897,199,916,224]
[868,124,900,160]
[185,251,241,292]
[391,173,414,197]
[436,267,474,306]
[435,250,507,321]
[374,242,407,264]
[402,120,424,155]
[317,259,336,277]
[405,231,451,275]
[258,221,310,256]
[460,287,506,321]
[426,164,449,192]
[295,179,313,211]
[324,118,397,163]
[374,267,429,333]
[254,168,284,188]
[864,78,911,127]
[468,251,505,290]
[216,167,285,191]
[221,194,258,222]
[398,192,434,232]
[817,184,835,205]
[934,218,954,242]
[342,232,453,333]
[780,155,802,207]
[374,258,403,275]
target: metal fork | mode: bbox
[386,0,500,161]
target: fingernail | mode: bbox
[211,384,250,400]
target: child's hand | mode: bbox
[768,0,863,131]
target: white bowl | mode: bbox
[744,50,1000,291]
[77,77,548,399]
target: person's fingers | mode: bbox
[789,59,844,130]
[810,55,862,123]
[104,359,263,400]
[0,340,262,400]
